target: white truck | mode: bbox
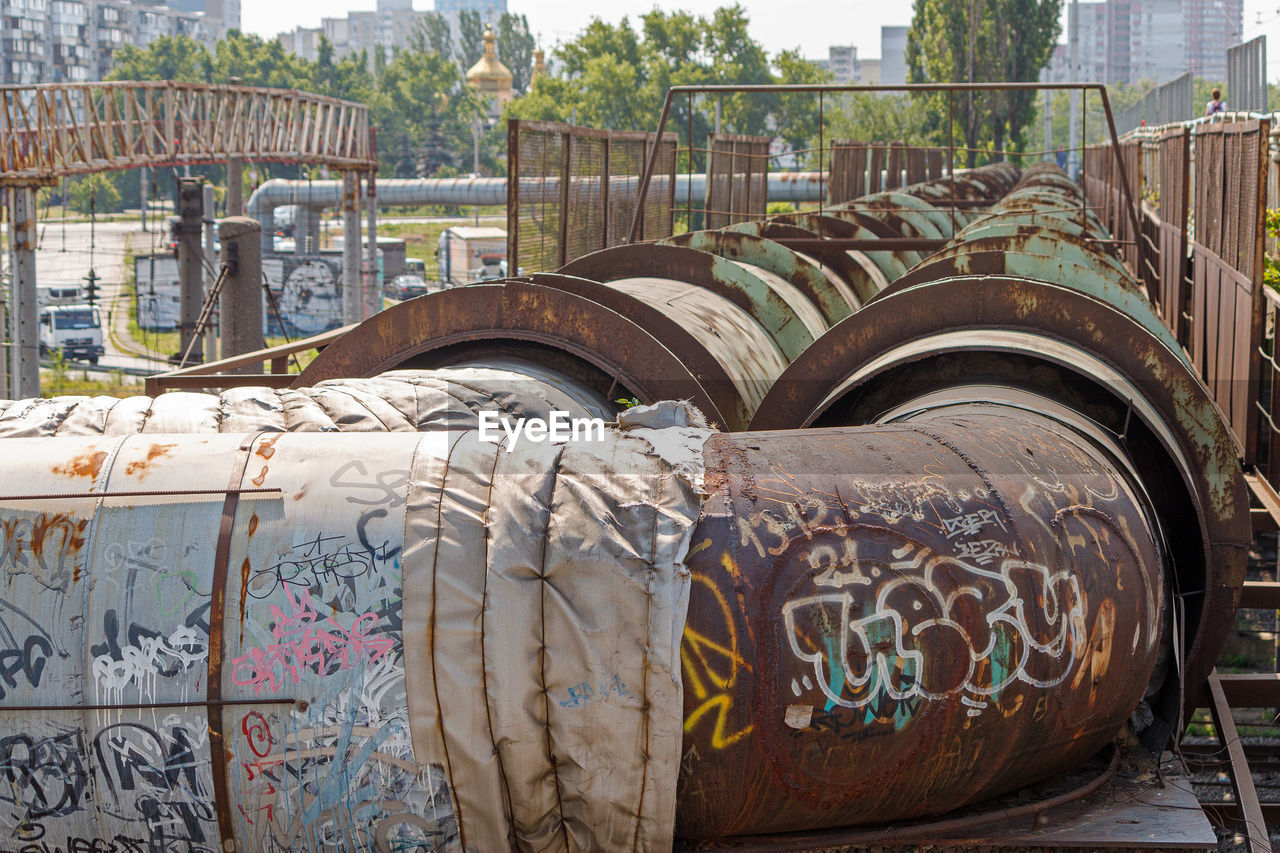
[40,303,104,364]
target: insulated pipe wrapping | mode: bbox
[0,396,1165,846]
[0,366,615,437]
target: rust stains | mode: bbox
[256,433,283,460]
[52,449,107,480]
[250,465,269,487]
[123,443,177,477]
[239,556,252,626]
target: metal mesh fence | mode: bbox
[829,142,951,205]
[1228,36,1268,114]
[507,120,677,274]
[704,133,770,228]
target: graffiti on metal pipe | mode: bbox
[780,529,1084,722]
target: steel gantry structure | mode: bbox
[0,80,379,399]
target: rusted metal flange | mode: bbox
[293,280,724,424]
[750,275,1250,743]
[558,242,824,361]
[728,220,890,303]
[661,230,858,324]
[519,272,751,429]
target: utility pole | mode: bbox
[1041,68,1053,163]
[7,186,37,398]
[1067,0,1081,178]
[176,178,203,362]
[365,169,379,318]
[341,171,362,324]
[203,182,217,364]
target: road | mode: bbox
[32,219,171,375]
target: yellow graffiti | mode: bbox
[682,554,753,749]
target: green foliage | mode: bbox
[906,0,1061,165]
[766,201,796,215]
[497,13,536,94]
[503,4,830,172]
[1265,209,1280,291]
[68,173,121,215]
[457,10,486,69]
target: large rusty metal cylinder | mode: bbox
[0,390,1168,847]
[679,401,1164,837]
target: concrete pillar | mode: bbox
[227,156,243,217]
[342,172,361,325]
[176,178,204,364]
[8,186,38,398]
[140,167,148,232]
[364,171,379,317]
[218,217,264,374]
[202,183,218,364]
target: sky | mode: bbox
[243,0,1280,80]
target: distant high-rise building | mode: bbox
[168,0,240,32]
[880,26,907,85]
[1183,0,1243,80]
[1044,0,1242,87]
[1102,0,1241,84]
[280,0,433,64]
[435,0,506,54]
[828,45,857,84]
[1048,0,1108,82]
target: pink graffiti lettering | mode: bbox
[230,586,393,694]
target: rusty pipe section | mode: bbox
[0,386,1165,846]
[297,164,1018,430]
[679,398,1164,837]
[753,163,1251,752]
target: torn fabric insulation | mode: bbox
[0,408,709,851]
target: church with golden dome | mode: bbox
[465,25,514,120]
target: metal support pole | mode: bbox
[227,155,243,217]
[364,170,379,318]
[341,172,361,325]
[217,217,264,373]
[1066,0,1081,178]
[0,190,8,397]
[177,178,204,361]
[140,166,148,232]
[7,186,36,398]
[202,182,217,364]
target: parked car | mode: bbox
[385,274,431,300]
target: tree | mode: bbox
[497,12,536,94]
[417,12,454,59]
[106,35,211,81]
[69,173,121,215]
[456,10,486,69]
[906,0,1061,166]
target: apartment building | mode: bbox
[279,0,436,63]
[2,0,235,83]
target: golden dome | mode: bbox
[466,25,513,87]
